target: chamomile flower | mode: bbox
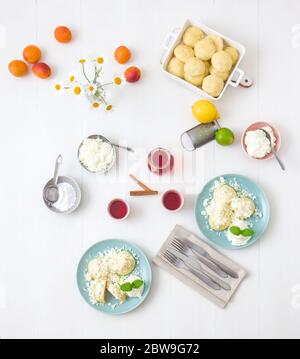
[69,74,76,83]
[105,104,113,111]
[79,58,86,64]
[91,100,101,109]
[85,83,97,96]
[52,80,65,95]
[95,56,105,65]
[73,84,82,96]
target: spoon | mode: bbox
[261,129,285,171]
[43,155,62,204]
[111,143,134,153]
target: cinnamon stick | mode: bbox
[130,190,158,196]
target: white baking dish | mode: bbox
[161,19,247,100]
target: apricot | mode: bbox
[124,66,141,83]
[32,62,51,79]
[23,45,41,64]
[54,26,72,43]
[8,60,28,77]
[114,46,131,64]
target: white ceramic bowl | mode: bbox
[161,19,246,100]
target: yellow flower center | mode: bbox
[88,85,94,91]
[69,76,75,82]
[74,86,81,95]
[92,102,100,108]
[106,105,112,111]
[114,77,122,85]
[79,59,86,63]
[55,84,61,90]
[97,57,104,64]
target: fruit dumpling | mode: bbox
[110,250,136,276]
[167,57,184,78]
[202,74,224,97]
[213,184,237,204]
[107,281,127,304]
[194,37,216,61]
[211,51,233,73]
[231,197,255,220]
[89,279,107,304]
[184,57,205,76]
[184,73,205,86]
[207,200,232,231]
[174,44,194,63]
[209,65,230,81]
[206,35,224,52]
[87,257,107,280]
[224,46,239,65]
[183,26,205,47]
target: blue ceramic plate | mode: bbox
[77,239,152,314]
[195,174,270,250]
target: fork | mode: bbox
[163,250,221,291]
[171,237,228,278]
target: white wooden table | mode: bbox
[0,0,299,339]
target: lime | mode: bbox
[191,99,220,123]
[215,128,235,146]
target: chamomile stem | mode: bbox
[81,62,91,83]
[101,82,113,86]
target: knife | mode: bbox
[183,239,239,279]
[169,248,231,291]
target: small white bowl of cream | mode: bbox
[242,122,281,160]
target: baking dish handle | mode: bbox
[229,68,244,87]
[160,28,180,64]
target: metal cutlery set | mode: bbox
[163,236,239,291]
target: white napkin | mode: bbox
[153,224,247,308]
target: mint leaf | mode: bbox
[230,226,241,235]
[120,282,132,292]
[241,228,254,237]
[132,279,144,289]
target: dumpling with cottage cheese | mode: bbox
[110,250,136,276]
[87,257,108,280]
[207,200,232,231]
[194,37,216,61]
[231,197,255,219]
[213,184,237,204]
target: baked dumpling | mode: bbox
[208,203,232,231]
[231,197,255,219]
[184,57,205,76]
[87,257,106,280]
[107,281,126,303]
[194,38,216,61]
[183,26,205,47]
[207,35,224,52]
[89,279,107,304]
[167,57,184,78]
[213,184,237,203]
[209,65,230,81]
[211,51,233,72]
[184,72,205,86]
[224,46,239,65]
[110,250,136,276]
[202,74,224,97]
[174,44,194,63]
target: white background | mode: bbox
[0,0,300,339]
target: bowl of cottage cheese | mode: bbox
[242,122,281,160]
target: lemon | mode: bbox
[191,99,220,123]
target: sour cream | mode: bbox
[245,126,276,158]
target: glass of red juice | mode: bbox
[108,198,130,220]
[148,147,174,175]
[162,190,184,212]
